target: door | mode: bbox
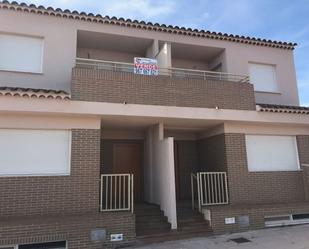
[113,143,142,202]
[174,140,199,201]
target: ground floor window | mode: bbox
[18,241,66,249]
[0,129,71,176]
[245,135,300,172]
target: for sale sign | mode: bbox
[134,57,158,76]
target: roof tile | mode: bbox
[0,87,71,100]
[256,103,309,114]
[0,0,297,50]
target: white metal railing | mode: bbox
[75,58,249,83]
[100,174,134,213]
[191,172,229,212]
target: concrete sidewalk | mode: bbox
[129,224,309,249]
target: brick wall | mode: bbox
[207,134,309,234]
[71,68,256,110]
[297,136,309,201]
[195,134,306,205]
[209,202,309,234]
[225,134,305,205]
[0,129,101,217]
[197,134,227,172]
[0,129,136,248]
[172,134,306,204]
[0,212,135,249]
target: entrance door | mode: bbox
[174,140,199,201]
[113,143,142,202]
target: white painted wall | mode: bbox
[0,8,299,104]
[144,128,154,203]
[156,42,172,73]
[77,47,143,63]
[0,10,76,91]
[146,39,159,58]
[144,123,177,229]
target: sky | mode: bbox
[23,0,309,106]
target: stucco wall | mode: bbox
[0,8,299,105]
[0,10,76,92]
[77,47,143,63]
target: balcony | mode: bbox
[75,58,249,83]
[72,58,255,110]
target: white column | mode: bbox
[155,42,172,74]
[146,39,159,58]
[147,123,177,229]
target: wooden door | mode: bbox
[113,143,142,202]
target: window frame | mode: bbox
[0,129,71,177]
[0,32,44,74]
[248,62,279,93]
[245,134,301,172]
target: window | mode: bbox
[19,241,66,249]
[0,129,71,176]
[0,33,44,73]
[245,135,300,172]
[248,63,278,92]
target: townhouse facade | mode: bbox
[0,1,309,248]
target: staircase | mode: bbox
[135,203,171,240]
[176,202,212,237]
[135,202,212,245]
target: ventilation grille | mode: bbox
[265,213,309,227]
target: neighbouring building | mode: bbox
[0,1,309,248]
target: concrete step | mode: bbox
[136,215,168,223]
[135,203,171,238]
[136,225,172,236]
[135,202,211,245]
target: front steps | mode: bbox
[135,202,212,245]
[135,203,171,238]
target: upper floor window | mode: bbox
[0,33,44,73]
[248,63,278,92]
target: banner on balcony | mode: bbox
[134,57,158,76]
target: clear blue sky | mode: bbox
[25,0,309,106]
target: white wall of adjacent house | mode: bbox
[0,129,71,176]
[144,123,177,229]
[245,135,300,172]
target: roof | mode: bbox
[0,1,296,50]
[0,86,71,100]
[256,103,309,114]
